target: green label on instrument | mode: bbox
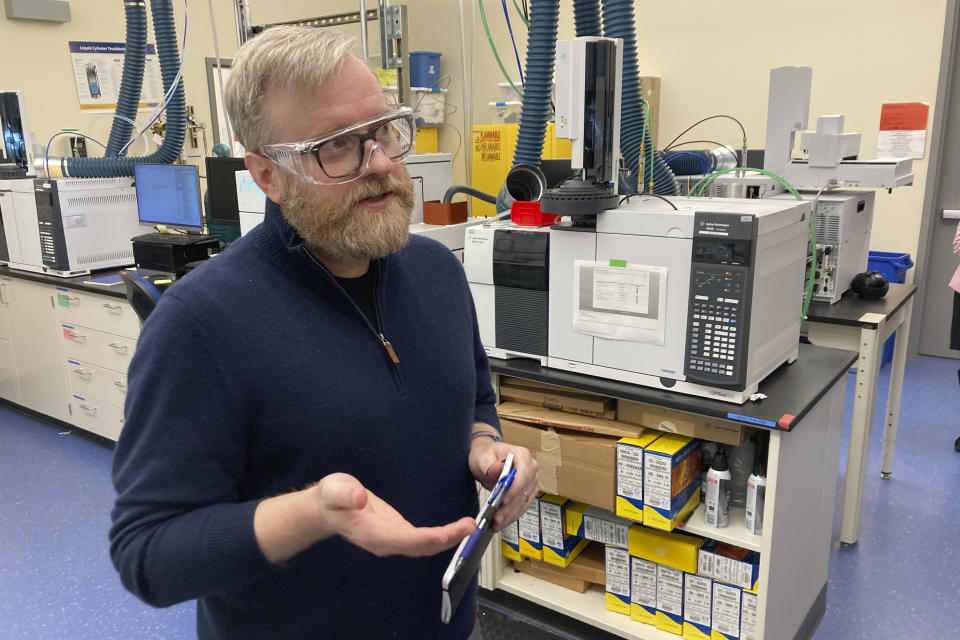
[57,294,70,308]
[609,259,627,268]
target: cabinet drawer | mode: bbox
[54,288,140,340]
[59,323,136,374]
[65,358,127,408]
[69,394,124,441]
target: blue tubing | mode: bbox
[64,0,186,177]
[601,0,678,195]
[664,151,712,176]
[573,0,601,37]
[106,0,147,154]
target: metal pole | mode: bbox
[234,0,253,46]
[359,0,370,61]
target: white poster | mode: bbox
[69,41,164,113]
[573,260,668,345]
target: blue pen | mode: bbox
[455,468,517,570]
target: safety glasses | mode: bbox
[260,107,415,185]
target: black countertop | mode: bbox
[0,265,174,299]
[490,342,857,432]
[805,282,916,328]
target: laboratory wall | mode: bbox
[0,1,947,273]
[450,0,947,273]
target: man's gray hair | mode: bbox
[225,26,357,152]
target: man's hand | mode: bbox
[253,473,476,565]
[313,473,476,557]
[468,427,539,533]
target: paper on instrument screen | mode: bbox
[573,260,668,345]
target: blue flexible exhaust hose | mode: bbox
[573,0,601,37]
[496,0,559,212]
[64,0,186,177]
[665,150,712,176]
[106,0,147,154]
[601,0,678,195]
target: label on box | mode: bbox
[684,573,712,626]
[540,501,564,549]
[712,582,742,637]
[519,501,541,543]
[616,444,644,500]
[644,453,672,510]
[605,547,630,597]
[501,520,519,545]
[656,565,683,617]
[630,557,657,607]
[741,591,758,640]
[585,514,629,548]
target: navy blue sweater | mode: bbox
[110,199,499,640]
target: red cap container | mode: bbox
[510,200,559,226]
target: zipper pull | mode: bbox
[379,334,400,364]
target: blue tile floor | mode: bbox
[1,356,958,639]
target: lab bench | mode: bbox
[479,344,857,640]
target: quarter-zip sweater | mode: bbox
[110,198,499,640]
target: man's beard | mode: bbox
[278,170,414,263]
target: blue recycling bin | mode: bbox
[867,251,914,367]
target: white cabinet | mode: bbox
[53,285,137,440]
[6,278,70,421]
[0,273,140,440]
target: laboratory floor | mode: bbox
[1,355,958,640]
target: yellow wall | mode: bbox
[1,1,947,267]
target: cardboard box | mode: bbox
[513,541,606,588]
[739,589,758,640]
[698,541,760,591]
[500,418,619,511]
[629,526,705,574]
[616,433,664,522]
[497,401,646,439]
[539,494,590,567]
[618,400,748,447]
[605,545,632,615]
[630,556,658,625]
[512,559,589,593]
[711,581,742,640]
[518,494,543,560]
[500,519,522,561]
[656,564,685,635]
[566,504,632,549]
[499,381,616,419]
[683,573,713,640]
[643,434,702,531]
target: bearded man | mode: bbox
[110,26,538,640]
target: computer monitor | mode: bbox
[134,163,203,229]
[204,157,246,227]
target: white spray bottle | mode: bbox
[705,446,730,528]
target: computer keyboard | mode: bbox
[134,232,214,245]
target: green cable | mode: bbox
[642,98,654,192]
[688,166,817,320]
[511,0,529,27]
[479,0,524,99]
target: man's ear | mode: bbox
[244,152,284,202]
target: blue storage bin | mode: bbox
[409,51,441,88]
[867,251,914,367]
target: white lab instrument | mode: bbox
[548,196,812,404]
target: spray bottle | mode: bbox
[745,432,768,535]
[705,445,730,528]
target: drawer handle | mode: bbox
[108,342,129,354]
[68,331,87,344]
[102,303,123,313]
[79,403,98,416]
[114,381,128,393]
[72,368,93,380]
